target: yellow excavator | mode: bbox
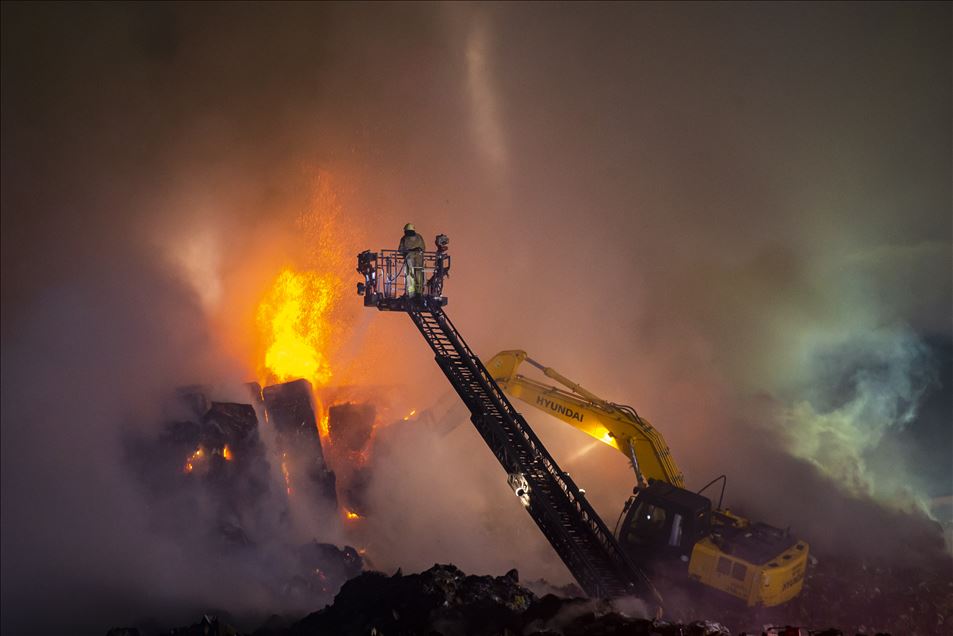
[485,350,809,607]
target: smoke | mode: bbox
[779,326,937,498]
[2,2,950,634]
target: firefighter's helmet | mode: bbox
[403,222,415,232]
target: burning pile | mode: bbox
[262,379,338,510]
[125,376,371,613]
[117,382,950,635]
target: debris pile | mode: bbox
[108,557,953,635]
[132,565,735,636]
[128,388,274,548]
[263,379,338,509]
[779,552,953,635]
[327,401,377,515]
[122,380,363,611]
[113,387,948,636]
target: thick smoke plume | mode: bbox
[2,3,950,634]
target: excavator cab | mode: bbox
[618,480,711,564]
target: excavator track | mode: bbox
[406,297,660,603]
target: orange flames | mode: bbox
[182,445,230,474]
[280,452,292,495]
[256,269,339,388]
[253,173,364,446]
[344,509,362,520]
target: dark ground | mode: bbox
[107,553,952,636]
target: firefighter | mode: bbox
[398,222,426,297]
[427,233,450,297]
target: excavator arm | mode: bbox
[485,350,684,489]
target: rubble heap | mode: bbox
[132,565,734,636]
[106,558,953,635]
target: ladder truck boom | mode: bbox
[357,246,662,606]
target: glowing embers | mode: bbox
[263,379,338,510]
[326,402,376,521]
[182,443,235,474]
[281,452,293,495]
[402,408,417,421]
[183,446,205,474]
[256,269,340,389]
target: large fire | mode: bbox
[250,172,370,454]
[248,174,408,521]
[253,172,359,389]
[256,269,339,388]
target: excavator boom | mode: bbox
[486,350,684,488]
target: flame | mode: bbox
[345,509,362,520]
[253,172,362,393]
[402,408,417,421]
[222,444,233,461]
[256,269,339,388]
[319,412,331,441]
[280,452,292,495]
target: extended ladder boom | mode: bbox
[357,249,659,603]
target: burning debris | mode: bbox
[328,402,376,455]
[326,401,377,517]
[263,379,338,510]
[121,379,367,617]
[126,392,274,549]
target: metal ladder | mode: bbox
[406,298,660,602]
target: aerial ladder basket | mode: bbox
[356,240,662,607]
[357,234,450,312]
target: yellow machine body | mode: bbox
[485,349,809,607]
[688,534,808,606]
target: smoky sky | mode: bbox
[2,3,951,635]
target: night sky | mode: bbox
[2,3,950,634]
